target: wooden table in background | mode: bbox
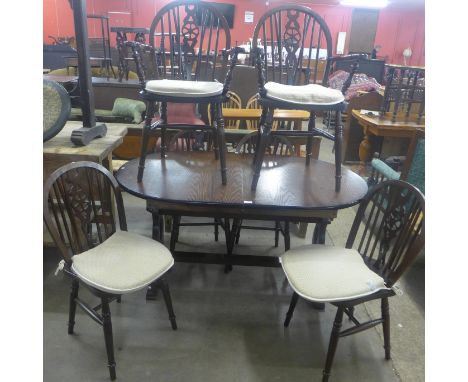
[352,109,425,164]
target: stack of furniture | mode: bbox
[43,3,425,381]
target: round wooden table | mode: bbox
[116,152,368,266]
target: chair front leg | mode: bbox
[322,306,344,382]
[284,292,299,327]
[252,107,274,191]
[101,297,116,381]
[68,279,79,334]
[159,277,178,330]
[138,101,156,182]
[253,106,269,165]
[215,102,228,185]
[382,297,391,360]
[334,109,343,192]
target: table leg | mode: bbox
[312,221,329,244]
[359,126,372,165]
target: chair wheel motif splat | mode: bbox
[126,0,244,185]
[280,180,425,381]
[251,5,348,191]
[43,162,178,381]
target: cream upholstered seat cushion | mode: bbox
[145,79,224,98]
[71,230,174,294]
[280,245,389,302]
[264,82,344,106]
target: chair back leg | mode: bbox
[138,101,156,182]
[284,292,299,328]
[159,277,178,331]
[306,113,316,166]
[252,108,274,191]
[160,102,168,159]
[334,109,343,192]
[68,279,79,334]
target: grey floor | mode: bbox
[43,139,424,381]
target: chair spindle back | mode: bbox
[43,162,127,263]
[149,0,231,81]
[346,180,425,287]
[252,5,333,88]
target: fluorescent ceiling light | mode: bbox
[340,0,389,8]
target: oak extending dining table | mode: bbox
[115,151,368,269]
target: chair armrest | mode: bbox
[371,158,401,181]
[222,47,247,95]
[124,41,158,89]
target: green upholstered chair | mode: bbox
[368,129,425,194]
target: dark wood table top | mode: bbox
[115,152,368,212]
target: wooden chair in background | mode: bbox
[245,94,279,131]
[208,91,242,129]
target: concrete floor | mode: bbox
[43,139,424,381]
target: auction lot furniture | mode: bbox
[250,5,347,192]
[44,162,177,381]
[115,152,368,276]
[281,180,424,381]
[130,0,242,185]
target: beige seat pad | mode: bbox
[72,230,174,294]
[280,245,389,302]
[145,79,223,98]
[264,82,344,105]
